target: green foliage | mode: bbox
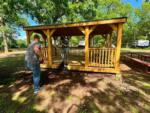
[70,36,82,46]
[0,0,28,30]
[0,0,29,52]
[137,35,147,40]
[24,0,134,24]
[30,33,42,41]
[93,35,105,47]
[16,39,27,48]
[0,0,150,51]
[135,2,150,38]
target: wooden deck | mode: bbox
[40,61,118,73]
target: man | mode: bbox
[61,36,69,69]
[25,34,41,94]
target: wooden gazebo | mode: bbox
[24,17,127,74]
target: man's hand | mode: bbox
[34,45,41,56]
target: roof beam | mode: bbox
[24,18,127,31]
[109,24,118,31]
[78,26,97,35]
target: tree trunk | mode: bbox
[1,18,9,53]
[3,32,9,53]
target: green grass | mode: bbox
[0,52,150,113]
[0,54,24,85]
[121,47,150,52]
[0,54,44,113]
[0,48,26,53]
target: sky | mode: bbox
[18,0,142,39]
[126,0,142,7]
[18,17,37,39]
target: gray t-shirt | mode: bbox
[25,41,40,65]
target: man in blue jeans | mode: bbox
[25,34,41,94]
[61,36,69,69]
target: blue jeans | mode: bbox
[26,61,41,92]
[61,47,69,65]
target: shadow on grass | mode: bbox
[38,69,150,113]
[0,54,150,113]
[0,54,45,113]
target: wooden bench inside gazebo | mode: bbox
[24,17,127,74]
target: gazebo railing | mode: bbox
[40,47,116,68]
[89,48,116,68]
[40,47,48,62]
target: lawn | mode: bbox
[0,52,150,113]
[121,48,150,53]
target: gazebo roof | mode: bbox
[24,17,127,36]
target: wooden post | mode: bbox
[115,23,123,73]
[46,29,56,67]
[26,31,30,46]
[79,26,96,67]
[85,27,90,67]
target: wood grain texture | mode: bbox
[47,29,56,66]
[24,18,127,30]
[115,24,123,72]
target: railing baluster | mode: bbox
[105,49,107,67]
[108,49,109,67]
[110,48,112,67]
[90,49,91,66]
[41,48,48,63]
[91,49,92,66]
[102,49,104,67]
[92,49,93,66]
[99,49,101,67]
[108,48,110,67]
[89,50,90,66]
[93,49,94,65]
[105,49,106,67]
[103,49,105,67]
[95,49,97,66]
[114,48,116,67]
[44,48,45,60]
[112,48,114,67]
[96,49,99,66]
[80,48,116,68]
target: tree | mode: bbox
[23,0,149,48]
[145,0,149,2]
[23,0,68,24]
[1,0,148,51]
[135,2,150,40]
[16,39,26,48]
[0,0,28,53]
